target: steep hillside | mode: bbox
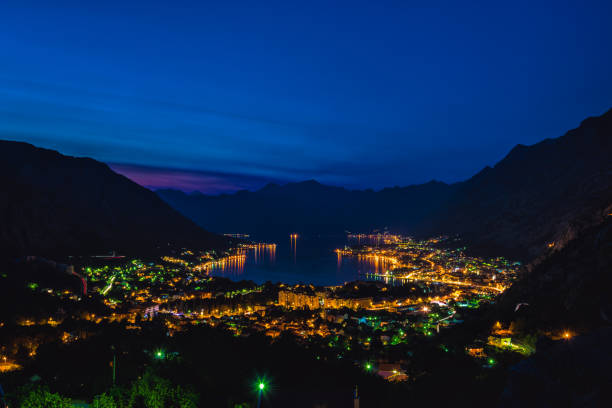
[0,141,227,257]
[495,217,612,406]
[428,108,612,260]
[496,216,612,331]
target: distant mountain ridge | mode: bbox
[0,141,227,257]
[157,178,457,239]
[158,108,612,262]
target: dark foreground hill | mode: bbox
[159,108,612,262]
[0,141,227,257]
[499,326,612,407]
[493,217,612,406]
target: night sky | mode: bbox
[1,0,611,193]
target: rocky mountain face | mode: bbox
[497,216,612,331]
[494,216,612,407]
[0,141,227,257]
[158,109,612,262]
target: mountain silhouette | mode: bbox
[157,179,456,239]
[0,141,227,257]
[158,108,612,261]
[426,108,612,260]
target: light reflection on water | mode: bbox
[207,234,403,286]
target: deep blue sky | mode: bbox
[1,0,611,193]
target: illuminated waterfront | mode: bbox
[205,233,518,293]
[3,232,526,384]
[205,234,400,285]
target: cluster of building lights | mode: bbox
[4,233,576,381]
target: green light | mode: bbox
[259,382,265,390]
[365,363,372,370]
[488,358,495,365]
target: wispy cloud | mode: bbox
[109,162,284,194]
[0,76,378,184]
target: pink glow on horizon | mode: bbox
[109,163,261,194]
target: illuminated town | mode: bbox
[1,1,610,405]
[1,233,536,385]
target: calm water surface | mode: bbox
[207,234,395,286]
